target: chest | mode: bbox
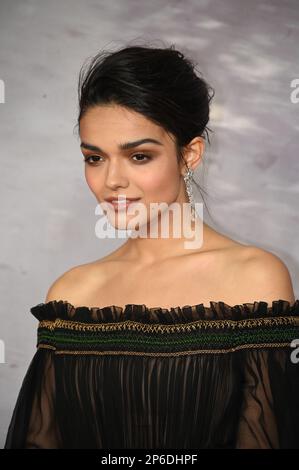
[82,252,244,309]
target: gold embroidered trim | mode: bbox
[37,342,292,356]
[38,316,299,334]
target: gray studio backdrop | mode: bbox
[0,0,298,448]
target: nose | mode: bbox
[105,159,129,190]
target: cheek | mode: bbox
[84,167,102,195]
[142,162,180,200]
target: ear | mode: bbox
[179,136,205,176]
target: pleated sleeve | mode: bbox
[4,348,61,449]
[235,346,299,448]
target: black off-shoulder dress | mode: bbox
[4,299,299,449]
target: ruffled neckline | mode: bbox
[30,298,299,325]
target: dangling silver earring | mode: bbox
[183,166,196,222]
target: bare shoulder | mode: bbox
[237,246,296,305]
[44,260,107,303]
[45,264,86,303]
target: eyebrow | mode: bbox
[80,138,163,154]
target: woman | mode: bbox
[4,44,299,449]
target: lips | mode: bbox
[104,198,141,211]
[105,197,140,202]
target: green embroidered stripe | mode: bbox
[37,325,299,352]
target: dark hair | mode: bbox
[75,42,215,220]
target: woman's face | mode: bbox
[79,104,188,231]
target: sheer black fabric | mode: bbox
[4,299,299,449]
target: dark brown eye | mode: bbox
[83,156,102,164]
[131,153,151,163]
